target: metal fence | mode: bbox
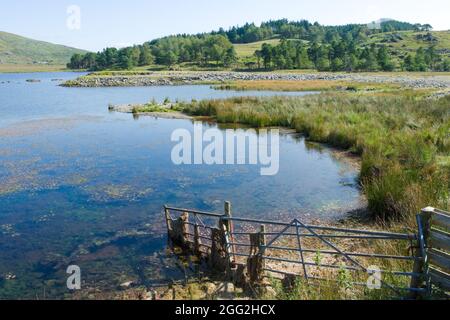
[163,202,442,298]
[415,207,450,295]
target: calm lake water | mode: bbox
[0,72,363,299]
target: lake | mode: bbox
[0,72,363,299]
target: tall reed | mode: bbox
[178,93,450,222]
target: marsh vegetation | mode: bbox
[176,92,450,222]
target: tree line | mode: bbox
[254,40,450,72]
[210,19,432,44]
[67,18,443,72]
[68,34,237,70]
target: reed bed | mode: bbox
[178,92,450,223]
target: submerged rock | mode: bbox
[120,281,135,289]
[4,273,17,280]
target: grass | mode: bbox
[0,31,87,66]
[131,99,178,114]
[0,64,69,73]
[214,80,403,92]
[368,31,450,57]
[176,92,450,222]
[234,39,282,58]
[234,38,310,59]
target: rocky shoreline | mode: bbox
[62,71,450,91]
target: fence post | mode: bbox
[224,201,233,232]
[181,212,190,247]
[164,206,174,240]
[260,225,267,270]
[247,228,265,283]
[194,221,202,257]
[209,227,229,273]
[223,201,236,263]
[410,207,433,298]
[420,207,434,244]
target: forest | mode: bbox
[255,40,450,72]
[67,19,449,72]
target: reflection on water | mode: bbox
[0,72,363,299]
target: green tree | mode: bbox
[359,45,379,71]
[377,46,395,71]
[402,54,416,71]
[224,47,237,67]
[162,51,178,67]
[67,53,83,69]
[414,47,428,71]
[442,59,450,72]
[296,46,313,69]
[138,44,154,66]
[316,57,330,71]
[118,50,134,70]
[331,57,344,71]
[261,43,273,69]
[344,53,359,72]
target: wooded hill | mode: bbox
[67,19,450,72]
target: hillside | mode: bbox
[235,31,450,60]
[0,31,87,66]
[66,19,450,72]
[367,30,450,57]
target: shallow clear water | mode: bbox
[0,72,362,299]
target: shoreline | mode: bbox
[111,101,363,170]
[108,103,193,120]
[62,71,450,90]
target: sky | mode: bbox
[1,0,449,51]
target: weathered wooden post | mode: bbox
[223,201,233,233]
[222,201,236,265]
[247,227,265,283]
[170,211,190,249]
[164,206,174,240]
[181,212,190,248]
[209,227,229,273]
[409,207,433,298]
[194,219,202,257]
[260,225,267,271]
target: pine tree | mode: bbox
[377,46,395,71]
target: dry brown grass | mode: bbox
[215,80,402,92]
[0,64,68,73]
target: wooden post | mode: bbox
[260,225,267,270]
[421,207,434,245]
[409,207,434,298]
[194,222,202,257]
[165,206,176,242]
[223,201,236,264]
[224,201,232,232]
[209,227,228,273]
[247,228,265,284]
[181,212,190,247]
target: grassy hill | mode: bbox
[368,30,450,53]
[234,39,282,58]
[0,31,87,68]
[233,31,450,65]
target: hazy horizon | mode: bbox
[1,0,449,51]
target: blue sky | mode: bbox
[1,0,449,51]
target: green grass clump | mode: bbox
[177,93,450,222]
[132,99,179,114]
